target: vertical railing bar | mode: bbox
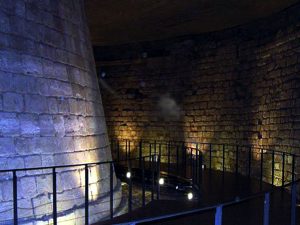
[291,154,295,183]
[85,164,89,225]
[110,162,114,219]
[291,183,297,225]
[263,192,270,225]
[199,153,203,184]
[271,150,275,186]
[157,155,161,200]
[282,152,285,187]
[260,149,264,185]
[214,205,223,225]
[13,170,18,225]
[52,168,57,225]
[128,159,132,212]
[142,157,145,207]
[151,155,155,201]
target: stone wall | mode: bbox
[0,0,119,224]
[95,4,300,181]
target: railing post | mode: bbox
[199,153,203,184]
[157,155,161,200]
[13,171,18,225]
[110,162,114,219]
[291,183,297,225]
[128,159,132,212]
[271,150,275,186]
[142,157,146,207]
[52,168,57,225]
[263,192,270,225]
[214,205,223,225]
[248,147,252,178]
[282,152,285,187]
[222,144,225,173]
[291,154,295,183]
[151,155,155,201]
[85,164,89,225]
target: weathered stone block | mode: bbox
[39,115,55,136]
[0,137,15,156]
[0,112,19,136]
[19,113,40,136]
[3,92,24,112]
[25,94,48,114]
[20,176,37,198]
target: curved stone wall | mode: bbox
[0,0,119,224]
[95,3,300,182]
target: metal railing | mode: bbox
[110,139,299,225]
[0,139,299,225]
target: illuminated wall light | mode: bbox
[158,178,165,185]
[202,164,205,169]
[126,171,131,179]
[187,192,193,200]
[175,185,179,190]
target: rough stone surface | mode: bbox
[0,0,116,224]
[97,3,300,182]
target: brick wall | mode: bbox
[96,4,300,182]
[0,0,119,224]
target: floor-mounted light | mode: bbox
[187,192,193,200]
[158,178,164,185]
[126,171,131,179]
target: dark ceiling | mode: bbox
[85,0,298,46]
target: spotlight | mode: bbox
[158,178,164,185]
[187,192,193,200]
[126,171,131,179]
